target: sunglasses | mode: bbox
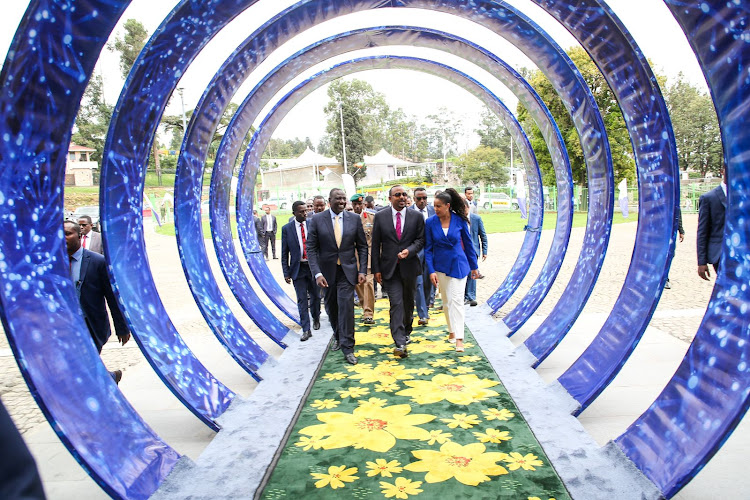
[415,196,427,201]
[391,192,407,197]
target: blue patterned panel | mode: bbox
[532,0,679,413]
[99,1,272,428]
[0,1,180,498]
[616,2,750,496]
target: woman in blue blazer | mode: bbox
[425,188,479,352]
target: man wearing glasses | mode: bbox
[410,187,435,325]
[77,215,103,254]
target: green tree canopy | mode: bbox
[109,19,149,80]
[71,75,112,163]
[455,145,509,186]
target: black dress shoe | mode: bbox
[405,335,412,345]
[301,331,312,341]
[345,353,358,365]
[331,339,341,351]
[313,319,320,330]
[112,370,123,385]
[470,300,478,307]
[393,346,408,358]
[418,318,428,326]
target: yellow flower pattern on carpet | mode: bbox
[310,465,359,489]
[396,373,500,405]
[404,442,509,486]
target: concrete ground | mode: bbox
[1,212,747,498]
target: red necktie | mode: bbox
[396,212,402,240]
[300,222,307,260]
[81,235,87,249]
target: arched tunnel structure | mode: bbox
[0,1,748,498]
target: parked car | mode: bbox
[257,198,290,210]
[478,192,519,211]
[72,205,100,231]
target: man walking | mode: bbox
[281,201,321,341]
[64,221,130,383]
[464,210,488,306]
[465,186,479,215]
[410,187,435,325]
[261,205,278,260]
[351,194,375,325]
[254,209,265,253]
[697,164,727,280]
[77,215,103,254]
[372,185,425,358]
[307,188,368,365]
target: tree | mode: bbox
[665,73,723,176]
[71,75,112,163]
[455,146,510,186]
[424,107,463,158]
[475,106,512,159]
[109,19,149,80]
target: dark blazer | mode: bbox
[0,399,44,500]
[697,185,726,266]
[425,213,479,279]
[281,219,308,280]
[469,213,488,257]
[307,209,368,286]
[260,214,277,234]
[372,207,425,280]
[254,215,265,238]
[78,249,129,352]
[409,204,435,263]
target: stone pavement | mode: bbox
[1,213,745,498]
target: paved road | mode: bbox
[0,213,711,434]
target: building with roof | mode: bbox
[358,149,424,186]
[65,143,98,187]
[258,147,344,201]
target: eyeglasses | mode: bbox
[79,223,90,227]
[415,196,427,201]
[391,192,407,197]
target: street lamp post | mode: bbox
[177,87,187,134]
[338,96,348,175]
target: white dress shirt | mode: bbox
[391,206,407,231]
[295,220,308,262]
[416,206,428,221]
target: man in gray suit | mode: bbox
[77,215,103,254]
[307,188,368,365]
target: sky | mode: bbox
[1,0,709,153]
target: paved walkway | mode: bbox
[1,213,746,498]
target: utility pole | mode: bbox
[338,96,348,175]
[442,128,447,183]
[177,87,187,134]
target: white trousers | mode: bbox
[437,272,468,340]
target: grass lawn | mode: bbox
[154,210,636,239]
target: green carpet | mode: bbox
[261,299,570,500]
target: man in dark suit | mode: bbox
[372,185,425,358]
[282,201,321,341]
[307,188,368,365]
[410,187,435,325]
[64,221,130,383]
[261,205,278,260]
[0,398,45,499]
[697,165,727,280]
[77,215,103,254]
[465,211,488,306]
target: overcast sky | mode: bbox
[1,0,709,152]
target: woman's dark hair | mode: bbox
[435,188,468,222]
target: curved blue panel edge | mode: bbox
[616,2,750,496]
[0,1,180,498]
[99,1,257,429]
[536,0,678,414]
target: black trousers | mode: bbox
[292,262,320,332]
[263,231,276,258]
[382,264,415,347]
[323,265,355,355]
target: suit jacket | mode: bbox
[281,219,309,280]
[78,249,129,352]
[81,230,103,254]
[410,205,435,264]
[469,213,488,257]
[425,213,479,279]
[697,185,726,266]
[307,209,368,286]
[0,399,44,500]
[261,214,277,234]
[254,216,265,238]
[371,207,425,280]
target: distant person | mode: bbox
[425,188,479,353]
[372,185,425,358]
[281,201,321,341]
[410,187,435,325]
[351,194,375,326]
[664,206,685,289]
[305,199,314,216]
[0,398,45,499]
[465,186,478,215]
[464,208,488,306]
[261,205,278,260]
[307,188,368,365]
[313,195,327,214]
[64,221,130,383]
[253,209,265,251]
[77,215,102,254]
[697,164,727,280]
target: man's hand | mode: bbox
[679,232,684,243]
[285,277,291,284]
[118,333,131,346]
[397,249,409,259]
[482,254,487,261]
[430,273,438,287]
[698,265,711,281]
[375,272,382,284]
[316,275,329,288]
[358,273,366,285]
[470,269,480,280]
